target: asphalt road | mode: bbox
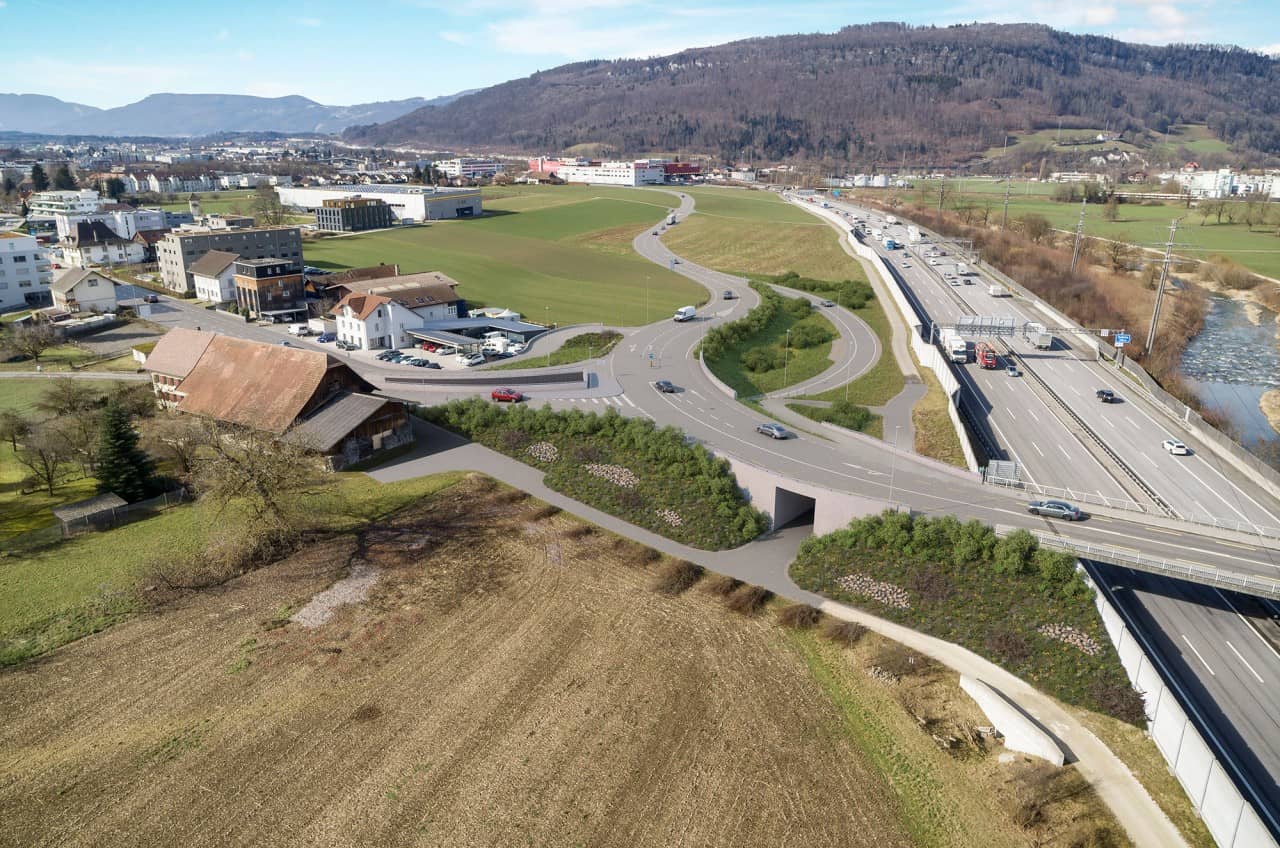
[1088,561,1280,838]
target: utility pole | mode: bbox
[1068,198,1087,275]
[1001,182,1011,230]
[1145,218,1181,355]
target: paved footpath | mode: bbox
[370,419,1185,848]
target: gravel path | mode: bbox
[290,562,379,627]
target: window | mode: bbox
[87,279,98,287]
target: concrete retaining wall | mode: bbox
[959,675,1065,766]
[717,450,893,534]
[1090,574,1278,848]
[699,351,739,399]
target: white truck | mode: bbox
[940,329,968,363]
[307,317,335,335]
[667,213,678,225]
[673,305,696,322]
[287,323,312,336]
[886,215,899,225]
[1027,322,1054,350]
[956,262,970,276]
[989,285,1009,297]
[906,225,922,244]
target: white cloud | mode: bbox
[439,30,469,45]
[1146,3,1189,28]
[297,16,322,27]
[488,15,748,60]
[238,49,255,62]
[1083,6,1118,25]
[215,28,229,41]
[1258,42,1280,56]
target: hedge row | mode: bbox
[764,270,873,310]
[699,281,782,362]
[790,511,1145,723]
[419,399,767,550]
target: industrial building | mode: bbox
[155,225,303,293]
[433,158,504,179]
[526,158,698,186]
[275,184,482,222]
[315,197,396,232]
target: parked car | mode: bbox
[316,332,336,343]
[458,352,485,367]
[654,380,677,393]
[507,342,526,355]
[421,361,441,369]
[406,357,430,367]
[1027,500,1083,521]
[491,387,524,403]
[336,340,355,351]
[756,422,792,440]
[1162,439,1189,456]
[1096,388,1117,403]
[377,350,403,361]
[1005,365,1020,377]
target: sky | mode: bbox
[4,0,1279,108]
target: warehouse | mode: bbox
[274,184,482,222]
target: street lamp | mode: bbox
[545,306,551,366]
[783,328,792,386]
[889,425,901,507]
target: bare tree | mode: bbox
[1,321,57,364]
[0,409,31,450]
[140,413,205,476]
[251,185,286,226]
[1020,213,1052,244]
[51,410,103,476]
[35,378,103,417]
[1105,238,1136,272]
[190,421,323,531]
[15,424,72,495]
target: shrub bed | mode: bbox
[762,270,873,310]
[786,399,877,434]
[419,399,767,550]
[790,510,1144,722]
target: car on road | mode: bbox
[819,299,835,307]
[491,387,523,403]
[654,380,677,392]
[1005,365,1020,377]
[278,340,293,347]
[1027,500,1084,521]
[756,422,792,440]
[723,290,736,300]
[336,340,356,351]
[143,293,160,303]
[316,332,336,343]
[652,231,659,235]
[457,352,485,367]
[1095,388,1118,403]
[672,258,681,264]
[1162,439,1189,456]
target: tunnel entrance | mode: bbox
[773,487,816,530]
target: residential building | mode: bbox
[0,232,53,312]
[61,220,148,268]
[331,271,463,349]
[315,197,396,232]
[156,225,303,293]
[189,250,239,304]
[142,328,412,470]
[27,189,102,220]
[131,228,170,263]
[434,158,504,179]
[233,257,306,321]
[275,184,481,222]
[50,269,117,313]
[53,204,169,240]
[554,161,666,186]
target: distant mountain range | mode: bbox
[0,91,475,137]
[343,23,1280,166]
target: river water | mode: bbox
[1179,293,1280,447]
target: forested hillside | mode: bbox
[344,23,1280,166]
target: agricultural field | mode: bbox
[156,190,258,216]
[301,184,702,326]
[0,475,1128,848]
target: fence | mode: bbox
[59,489,188,536]
[1087,570,1279,848]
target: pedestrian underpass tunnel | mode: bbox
[772,487,816,529]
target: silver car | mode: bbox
[756,423,792,439]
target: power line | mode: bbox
[1068,198,1087,275]
[1145,217,1183,354]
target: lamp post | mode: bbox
[545,306,551,366]
[783,328,792,386]
[889,425,901,507]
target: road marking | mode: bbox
[1027,408,1039,423]
[1225,641,1265,684]
[1032,442,1045,457]
[1007,409,1016,420]
[1181,635,1216,675]
[1057,444,1071,459]
[1214,590,1280,661]
[1101,416,1116,428]
[1143,454,1158,467]
[1124,415,1139,428]
[590,398,600,404]
[622,395,636,408]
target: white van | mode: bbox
[287,323,311,336]
[673,306,696,322]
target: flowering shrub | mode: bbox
[655,508,683,527]
[584,463,638,488]
[835,573,910,610]
[526,442,558,463]
[1038,623,1102,656]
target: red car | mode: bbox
[491,387,523,403]
[422,342,437,352]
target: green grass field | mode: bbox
[0,470,466,665]
[299,185,702,326]
[156,190,257,216]
[706,299,837,397]
[803,300,905,407]
[490,330,622,370]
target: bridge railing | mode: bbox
[1035,536,1280,601]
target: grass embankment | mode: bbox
[791,511,1144,722]
[300,184,703,326]
[910,356,968,468]
[786,400,882,439]
[490,330,622,370]
[0,475,1131,847]
[0,470,466,666]
[0,379,125,543]
[420,399,766,549]
[702,282,837,397]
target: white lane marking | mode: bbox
[1181,635,1216,676]
[1027,408,1040,423]
[1007,409,1016,420]
[622,395,636,408]
[1057,444,1071,459]
[1032,442,1045,457]
[1214,589,1280,661]
[690,390,706,400]
[709,414,721,422]
[1101,416,1116,429]
[724,422,735,429]
[1068,385,1082,397]
[1143,454,1158,467]
[1124,415,1139,428]
[1175,457,1260,525]
[590,398,600,404]
[1225,641,1265,684]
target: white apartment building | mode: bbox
[0,232,52,311]
[54,205,168,240]
[331,273,462,350]
[275,184,482,222]
[217,173,292,188]
[555,161,665,186]
[61,221,148,268]
[27,189,102,219]
[433,158,504,179]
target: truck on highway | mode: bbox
[906,225,922,243]
[989,285,1009,297]
[886,215,899,225]
[1027,322,1054,350]
[975,341,998,369]
[940,330,968,363]
[956,262,970,275]
[883,237,897,250]
[667,213,678,225]
[673,305,696,322]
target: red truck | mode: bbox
[975,342,998,369]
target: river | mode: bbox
[1180,293,1280,447]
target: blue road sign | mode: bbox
[1114,333,1131,345]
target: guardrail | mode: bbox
[1035,535,1280,600]
[984,476,1148,513]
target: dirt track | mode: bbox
[0,476,914,847]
